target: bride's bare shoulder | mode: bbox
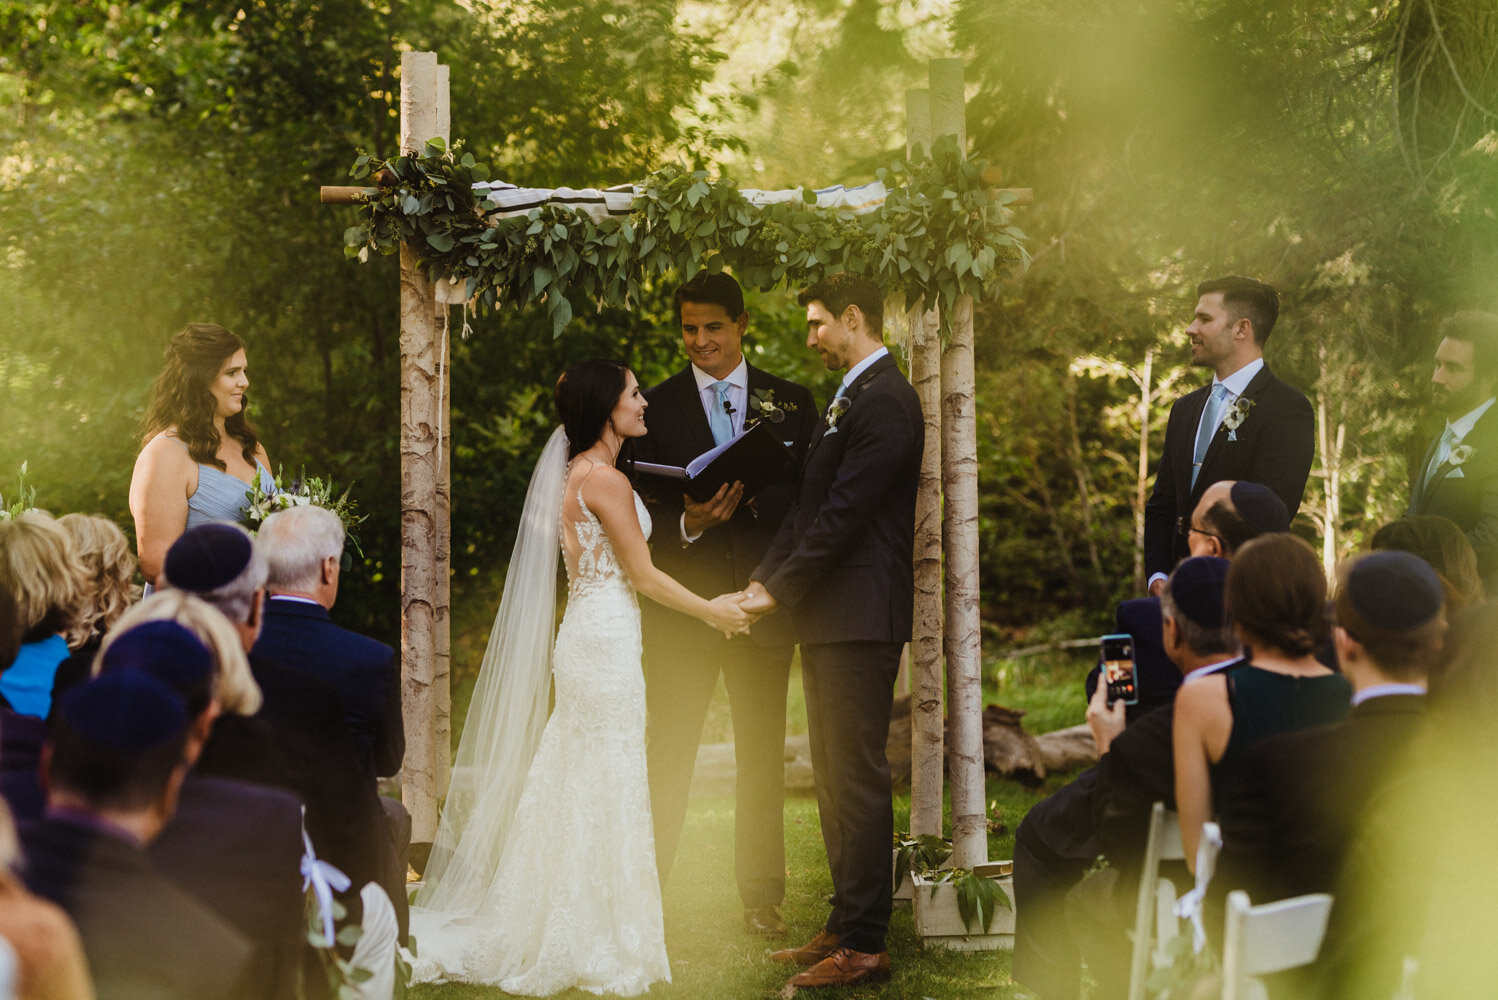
[577,463,631,509]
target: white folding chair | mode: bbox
[1220,889,1334,1000]
[1126,802,1185,1000]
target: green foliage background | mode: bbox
[3,0,1497,664]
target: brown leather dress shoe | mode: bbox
[767,929,840,965]
[787,947,891,988]
[744,904,788,937]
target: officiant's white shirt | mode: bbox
[680,358,750,544]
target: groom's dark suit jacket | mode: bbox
[635,363,816,649]
[1407,404,1498,580]
[754,352,924,642]
[1144,363,1314,579]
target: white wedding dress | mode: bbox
[409,440,670,996]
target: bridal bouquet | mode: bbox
[243,467,367,559]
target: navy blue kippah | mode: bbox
[1230,482,1290,535]
[164,522,253,592]
[57,671,187,750]
[99,621,214,715]
[1167,556,1230,627]
[1346,551,1443,628]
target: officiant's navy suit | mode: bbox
[1143,365,1313,579]
[635,362,815,907]
[753,351,923,955]
[1407,405,1498,579]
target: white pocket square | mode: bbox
[1446,468,1466,479]
[822,427,839,437]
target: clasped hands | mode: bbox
[708,581,779,639]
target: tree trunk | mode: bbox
[906,87,945,840]
[398,50,450,844]
[1134,347,1154,594]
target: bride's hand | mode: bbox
[706,594,752,637]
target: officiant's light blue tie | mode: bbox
[709,381,733,446]
[1191,383,1228,490]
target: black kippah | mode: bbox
[100,621,214,707]
[1230,482,1290,534]
[1167,556,1230,627]
[57,671,187,750]
[163,522,252,593]
[1346,551,1444,628]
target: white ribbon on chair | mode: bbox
[1173,822,1224,954]
[301,825,352,946]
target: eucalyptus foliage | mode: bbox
[342,135,1027,336]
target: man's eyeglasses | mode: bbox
[1187,524,1222,544]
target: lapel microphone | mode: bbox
[723,400,735,416]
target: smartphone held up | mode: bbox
[1099,633,1138,706]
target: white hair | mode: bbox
[258,506,345,592]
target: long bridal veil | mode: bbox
[415,426,568,914]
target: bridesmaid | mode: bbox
[129,324,272,585]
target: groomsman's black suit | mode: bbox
[1143,365,1314,579]
[753,351,923,956]
[21,814,256,1000]
[1407,404,1498,580]
[634,363,816,905]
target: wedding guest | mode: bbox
[1213,551,1442,998]
[0,583,45,822]
[251,506,408,938]
[0,798,95,1000]
[48,513,138,708]
[1173,533,1351,868]
[1143,276,1314,593]
[18,671,255,999]
[1371,513,1484,610]
[129,323,273,585]
[0,511,88,717]
[98,621,304,1000]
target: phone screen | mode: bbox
[1100,633,1137,706]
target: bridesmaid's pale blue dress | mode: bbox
[167,436,274,527]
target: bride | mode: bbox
[409,358,751,995]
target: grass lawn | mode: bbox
[414,639,1097,998]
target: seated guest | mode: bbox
[1371,513,1484,611]
[162,521,389,937]
[1213,551,1442,998]
[1014,556,1238,1000]
[100,589,280,787]
[252,506,408,937]
[0,581,44,820]
[48,514,138,708]
[1090,481,1289,721]
[99,621,304,1000]
[1173,533,1351,869]
[0,798,95,1000]
[0,511,88,717]
[18,671,254,999]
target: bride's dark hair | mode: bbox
[141,323,260,470]
[554,359,634,461]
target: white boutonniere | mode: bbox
[1448,443,1474,468]
[825,395,852,431]
[745,389,797,430]
[1220,397,1256,441]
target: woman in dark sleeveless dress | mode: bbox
[1173,533,1352,869]
[129,324,272,586]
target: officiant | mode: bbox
[635,270,816,937]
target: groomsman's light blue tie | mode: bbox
[1425,424,1458,489]
[1191,383,1228,490]
[709,380,733,446]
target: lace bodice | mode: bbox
[563,483,651,600]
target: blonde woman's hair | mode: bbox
[0,798,16,869]
[98,590,263,715]
[59,513,139,646]
[0,510,88,641]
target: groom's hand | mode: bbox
[737,581,778,619]
[683,481,745,537]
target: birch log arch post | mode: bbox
[322,50,1030,863]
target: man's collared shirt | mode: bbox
[1350,683,1427,707]
[1192,356,1264,448]
[839,346,889,396]
[1181,656,1243,686]
[691,358,749,439]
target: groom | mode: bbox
[741,272,923,988]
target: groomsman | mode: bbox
[633,270,816,936]
[1143,275,1314,593]
[743,272,923,989]
[1406,310,1498,580]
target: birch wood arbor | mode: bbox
[325,52,1027,868]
